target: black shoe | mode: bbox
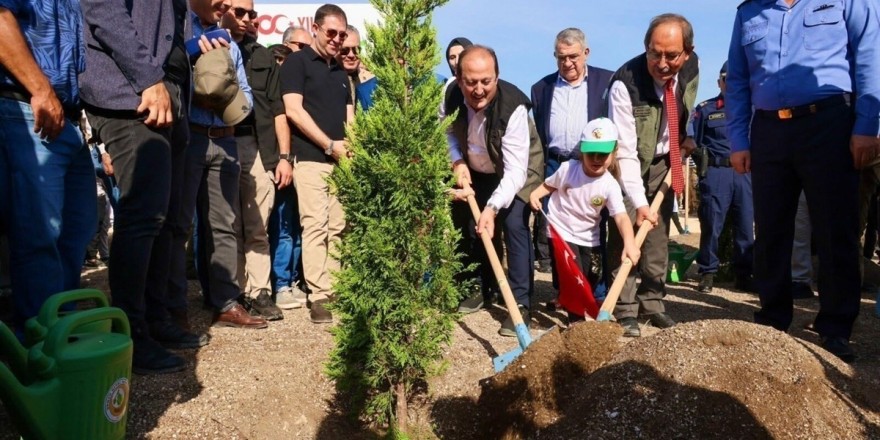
[791,281,815,299]
[132,337,186,375]
[457,293,485,314]
[83,258,101,268]
[248,291,284,321]
[149,320,209,349]
[734,275,755,292]
[499,305,530,337]
[697,274,714,293]
[534,259,552,274]
[619,317,640,337]
[820,336,856,363]
[644,312,676,329]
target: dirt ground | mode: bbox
[2,223,880,439]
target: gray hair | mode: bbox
[555,28,588,50]
[644,13,694,52]
[346,24,360,39]
[282,26,306,44]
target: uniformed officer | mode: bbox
[688,62,754,293]
[726,0,880,363]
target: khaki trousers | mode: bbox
[235,135,275,297]
[294,160,345,300]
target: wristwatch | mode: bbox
[325,140,335,156]
[279,153,293,164]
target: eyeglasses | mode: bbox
[646,49,684,63]
[339,46,359,57]
[288,41,308,50]
[318,24,348,41]
[232,7,257,20]
[555,53,582,63]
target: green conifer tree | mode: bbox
[326,0,460,436]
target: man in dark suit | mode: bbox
[79,0,208,375]
[530,28,614,291]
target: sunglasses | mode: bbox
[318,24,348,41]
[288,41,308,50]
[339,46,359,57]
[232,7,257,20]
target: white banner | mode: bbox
[254,3,382,46]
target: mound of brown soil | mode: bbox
[478,319,871,440]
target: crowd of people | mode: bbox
[1,0,878,379]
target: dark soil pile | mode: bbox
[477,319,873,440]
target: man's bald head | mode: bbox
[457,45,499,112]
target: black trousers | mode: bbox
[751,101,860,339]
[86,81,189,329]
[453,170,534,308]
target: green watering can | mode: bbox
[24,288,111,347]
[0,307,132,440]
[667,242,699,283]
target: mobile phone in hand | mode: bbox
[185,28,232,56]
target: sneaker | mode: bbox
[149,320,209,350]
[820,336,856,363]
[310,299,333,324]
[619,317,640,337]
[792,281,815,299]
[276,286,307,310]
[697,274,714,293]
[457,293,485,314]
[132,337,186,375]
[249,290,284,321]
[499,305,530,337]
[644,312,676,329]
[83,258,101,268]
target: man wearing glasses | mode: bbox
[607,13,699,337]
[687,61,754,295]
[529,27,614,297]
[281,3,354,324]
[221,0,291,320]
[337,25,377,111]
[283,26,313,53]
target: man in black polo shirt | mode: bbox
[281,3,353,324]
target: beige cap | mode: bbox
[193,48,251,126]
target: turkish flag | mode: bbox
[548,221,599,319]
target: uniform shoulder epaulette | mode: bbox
[696,100,709,109]
[737,0,752,9]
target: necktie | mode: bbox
[665,79,684,194]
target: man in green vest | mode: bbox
[607,13,699,337]
[442,45,544,337]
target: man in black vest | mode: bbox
[607,14,699,337]
[442,45,544,336]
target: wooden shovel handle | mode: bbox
[464,190,526,326]
[599,170,673,317]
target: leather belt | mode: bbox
[234,125,255,137]
[755,94,850,120]
[547,147,576,162]
[189,124,234,139]
[0,86,82,121]
[708,156,731,167]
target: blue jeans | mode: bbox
[0,98,96,325]
[269,183,302,292]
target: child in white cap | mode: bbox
[529,117,641,320]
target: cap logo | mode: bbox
[591,128,604,140]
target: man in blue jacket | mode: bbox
[79,0,208,375]
[529,27,613,294]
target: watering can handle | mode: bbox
[42,308,131,357]
[36,289,110,328]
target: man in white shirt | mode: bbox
[442,45,544,336]
[607,13,699,337]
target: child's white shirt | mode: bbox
[545,161,626,247]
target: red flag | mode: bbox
[548,221,599,319]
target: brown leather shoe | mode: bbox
[213,304,268,329]
[309,299,333,324]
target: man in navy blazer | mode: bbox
[530,28,614,291]
[79,0,207,375]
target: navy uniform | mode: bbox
[726,0,880,363]
[689,62,754,293]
